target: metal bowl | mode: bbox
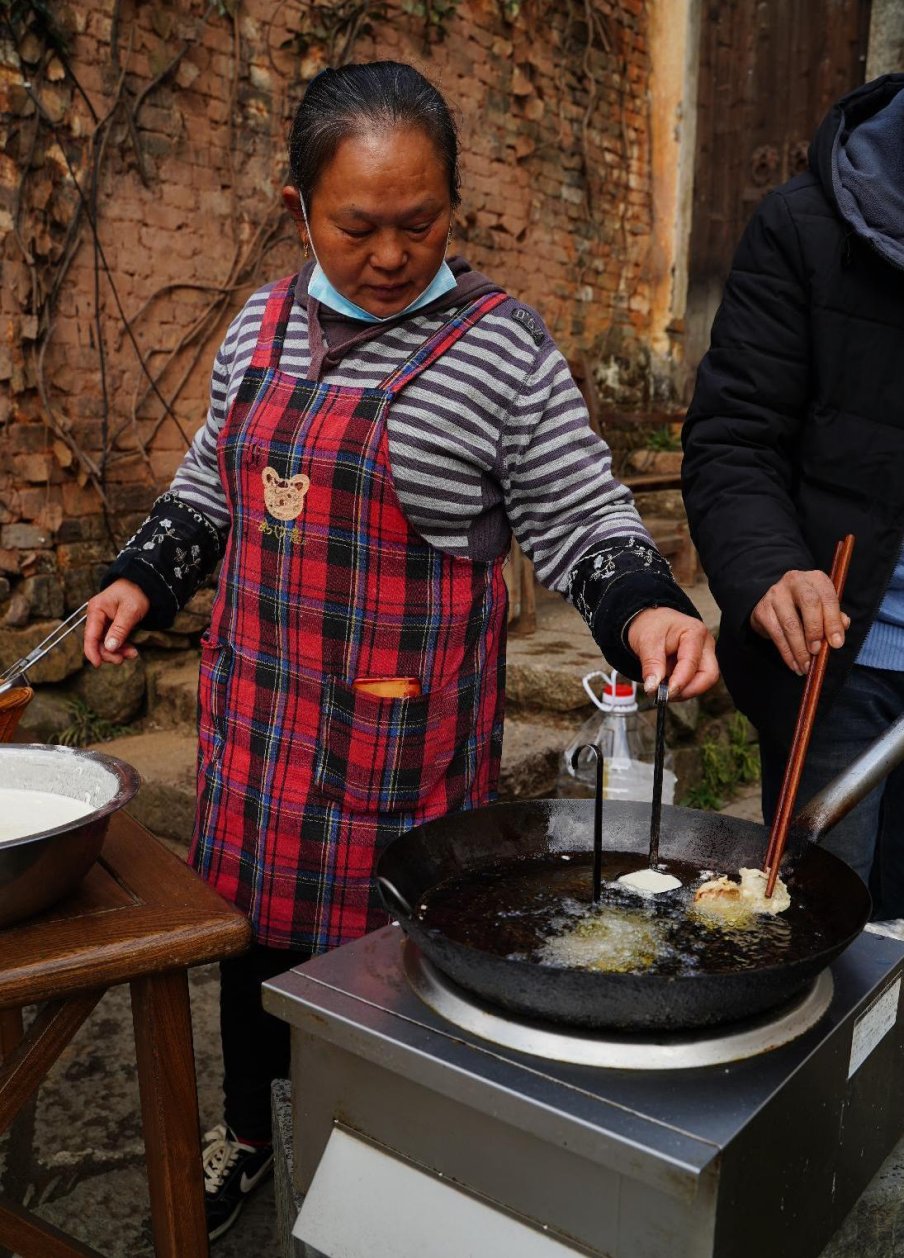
[0,744,141,928]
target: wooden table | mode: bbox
[0,811,252,1258]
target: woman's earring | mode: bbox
[303,236,310,261]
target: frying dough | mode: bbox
[539,908,662,973]
[693,866,791,918]
[738,866,792,914]
[617,867,682,895]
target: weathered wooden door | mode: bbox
[684,0,872,383]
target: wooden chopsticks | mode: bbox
[763,534,855,896]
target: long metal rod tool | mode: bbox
[573,744,604,903]
[0,602,88,695]
[592,746,603,902]
[648,681,669,867]
[763,534,855,896]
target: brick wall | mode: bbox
[0,0,657,635]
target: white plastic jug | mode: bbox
[557,670,676,804]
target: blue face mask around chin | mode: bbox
[307,260,458,323]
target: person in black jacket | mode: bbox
[683,74,904,918]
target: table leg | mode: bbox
[0,1009,23,1062]
[0,1198,102,1257]
[131,969,209,1258]
[0,996,101,1139]
[0,998,105,1258]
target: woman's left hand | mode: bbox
[626,608,719,700]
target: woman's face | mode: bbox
[283,125,452,318]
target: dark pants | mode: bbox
[760,664,904,920]
[220,942,315,1143]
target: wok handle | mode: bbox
[377,875,416,920]
[793,711,904,842]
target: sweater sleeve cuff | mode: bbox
[567,538,701,681]
[101,493,224,630]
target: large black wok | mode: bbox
[378,715,904,1032]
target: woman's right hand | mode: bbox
[83,579,150,667]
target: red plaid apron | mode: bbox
[189,277,509,949]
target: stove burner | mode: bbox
[403,942,834,1069]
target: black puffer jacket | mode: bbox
[682,74,904,747]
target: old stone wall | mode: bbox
[0,0,659,661]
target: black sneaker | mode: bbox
[202,1123,274,1242]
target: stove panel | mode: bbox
[286,1028,718,1257]
[714,970,904,1257]
[296,1126,588,1258]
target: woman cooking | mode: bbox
[84,61,717,1241]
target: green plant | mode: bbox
[400,0,462,44]
[646,424,681,452]
[682,714,760,811]
[0,0,69,52]
[278,0,388,65]
[56,697,133,748]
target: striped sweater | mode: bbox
[106,262,697,678]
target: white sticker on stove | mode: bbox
[848,977,901,1079]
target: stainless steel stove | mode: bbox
[264,924,904,1258]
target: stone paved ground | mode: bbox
[719,782,762,823]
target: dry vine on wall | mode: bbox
[1,0,304,555]
[0,0,656,629]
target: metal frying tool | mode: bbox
[572,743,604,903]
[648,681,668,867]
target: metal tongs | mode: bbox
[0,602,89,696]
[648,681,669,866]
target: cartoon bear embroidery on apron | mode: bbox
[262,467,310,520]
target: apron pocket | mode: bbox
[198,633,232,763]
[314,675,471,813]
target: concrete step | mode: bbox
[718,785,762,824]
[136,587,721,731]
[506,591,602,712]
[505,581,719,712]
[106,583,724,846]
[632,485,686,521]
[498,716,569,800]
[94,716,569,847]
[91,729,198,845]
[641,516,699,585]
[144,651,200,731]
